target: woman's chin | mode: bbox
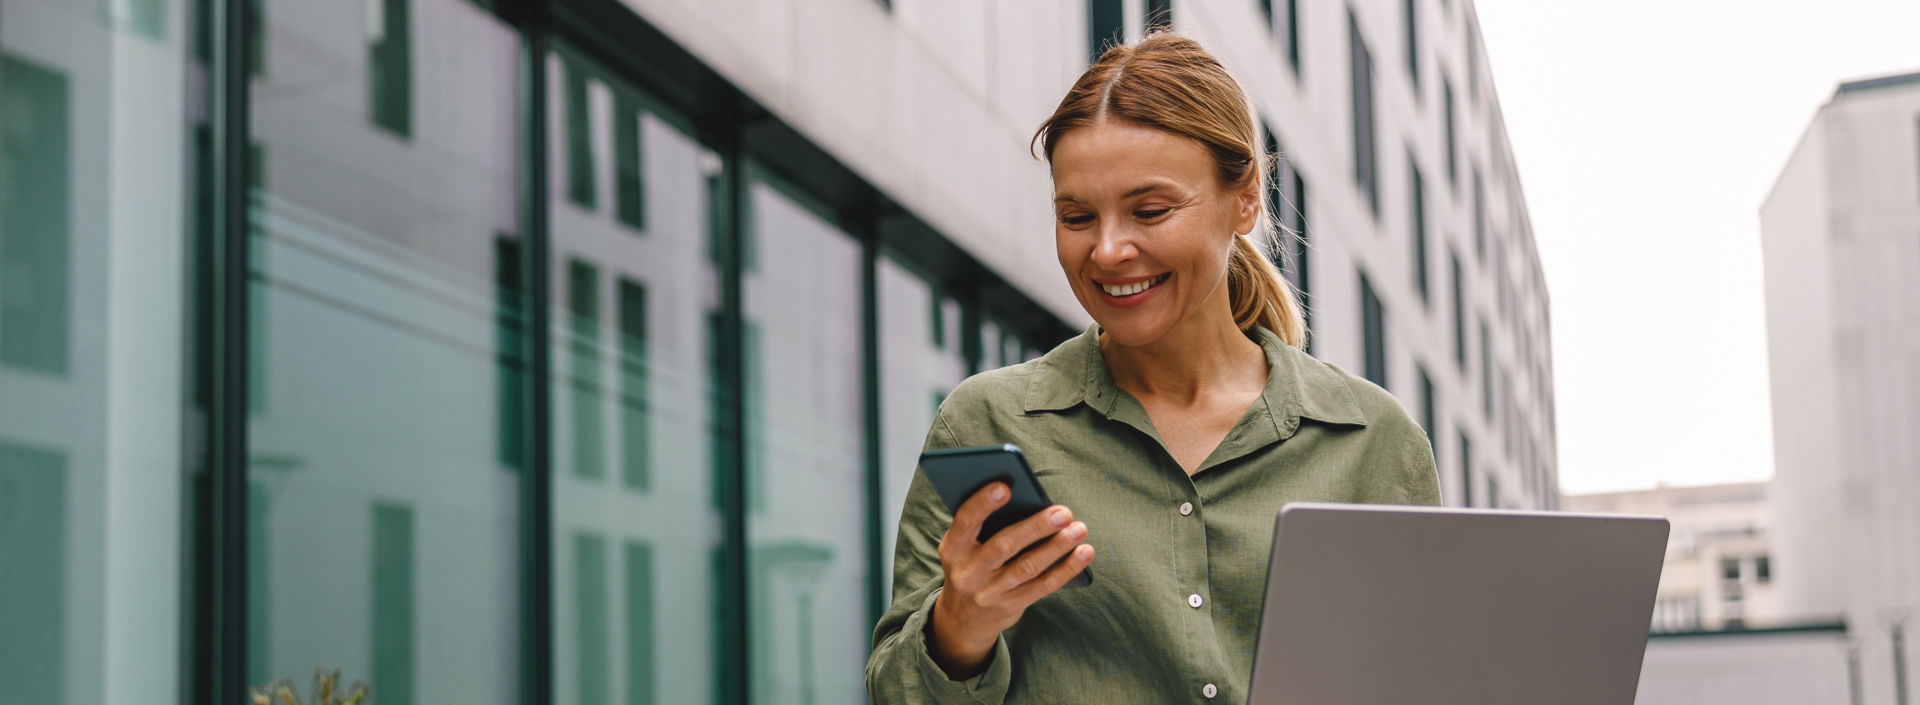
[1093,316,1172,349]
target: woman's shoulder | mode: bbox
[1275,343,1422,438]
[939,359,1046,418]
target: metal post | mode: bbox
[514,2,554,703]
[207,0,254,699]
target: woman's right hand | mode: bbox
[926,481,1095,681]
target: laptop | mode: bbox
[1247,503,1669,705]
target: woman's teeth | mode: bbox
[1100,273,1169,297]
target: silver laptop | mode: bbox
[1248,503,1669,705]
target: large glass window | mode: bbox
[245,2,523,702]
[547,44,723,705]
[876,255,968,605]
[743,174,869,705]
[1088,0,1123,63]
[1451,248,1466,371]
[1410,153,1429,305]
[2,0,195,702]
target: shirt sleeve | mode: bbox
[867,408,1014,705]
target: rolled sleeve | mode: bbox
[868,587,1012,705]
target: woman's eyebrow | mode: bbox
[1054,182,1174,204]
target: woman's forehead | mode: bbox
[1050,121,1214,197]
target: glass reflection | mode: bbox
[244,1,523,703]
[744,175,867,705]
[876,256,967,605]
[548,43,721,705]
[2,0,194,702]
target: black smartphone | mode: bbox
[918,444,1093,588]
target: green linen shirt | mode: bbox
[867,324,1443,705]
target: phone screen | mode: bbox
[918,444,1093,588]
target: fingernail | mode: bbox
[1077,545,1094,561]
[1050,508,1070,526]
[989,484,1007,502]
[1065,522,1087,540]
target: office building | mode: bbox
[1566,481,1780,634]
[0,0,1555,702]
[1760,68,1920,705]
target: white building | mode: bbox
[1566,482,1782,634]
[1761,69,1920,705]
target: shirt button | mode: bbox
[1179,501,1194,516]
[1188,593,1204,608]
[1203,683,1218,699]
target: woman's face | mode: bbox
[1050,118,1260,348]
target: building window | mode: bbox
[367,0,412,138]
[613,95,646,231]
[1723,557,1742,582]
[1451,250,1466,370]
[1756,555,1771,583]
[1402,0,1419,89]
[617,278,649,491]
[1361,272,1387,388]
[1410,153,1429,304]
[1480,319,1492,421]
[1282,0,1301,74]
[1419,366,1437,452]
[1348,11,1378,216]
[569,258,605,480]
[1466,20,1480,103]
[1088,0,1123,63]
[1443,77,1458,196]
[1459,432,1474,508]
[0,54,70,376]
[1473,165,1486,259]
[564,56,596,209]
[1272,139,1312,350]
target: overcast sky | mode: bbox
[1471,0,1920,495]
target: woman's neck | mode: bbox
[1100,306,1267,407]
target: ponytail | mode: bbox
[1226,230,1306,347]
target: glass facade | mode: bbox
[0,2,1070,704]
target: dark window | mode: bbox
[1419,366,1437,451]
[1756,555,1771,582]
[1402,0,1419,88]
[1274,147,1313,350]
[1451,250,1466,370]
[368,0,412,137]
[495,237,528,471]
[569,258,604,480]
[1282,0,1301,73]
[1466,20,1480,103]
[1349,11,1378,216]
[1480,319,1492,421]
[1088,0,1124,64]
[1146,0,1172,29]
[613,94,646,231]
[1361,272,1387,388]
[1487,474,1501,510]
[1443,78,1458,195]
[0,443,66,702]
[1473,165,1486,259]
[624,542,656,705]
[1459,432,1474,508]
[618,278,649,491]
[565,56,596,209]
[1410,153,1429,304]
[1723,557,1742,582]
[0,55,70,376]
[371,502,417,705]
[574,532,610,705]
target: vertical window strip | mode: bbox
[371,502,416,705]
[1451,250,1465,370]
[1411,155,1428,303]
[565,57,597,209]
[575,533,609,705]
[1348,11,1377,216]
[570,259,604,480]
[613,95,645,231]
[0,55,72,376]
[1360,273,1387,388]
[1088,0,1123,64]
[618,278,649,491]
[367,0,412,137]
[624,542,656,705]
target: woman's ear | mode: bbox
[1233,184,1262,236]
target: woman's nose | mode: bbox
[1091,222,1137,268]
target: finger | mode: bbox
[947,482,1011,551]
[979,504,1075,569]
[1004,544,1095,607]
[994,521,1088,591]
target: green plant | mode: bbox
[249,667,369,705]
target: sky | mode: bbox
[1470,0,1920,495]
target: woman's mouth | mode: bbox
[1098,273,1170,298]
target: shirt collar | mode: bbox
[1022,324,1370,437]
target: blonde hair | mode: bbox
[1032,31,1307,347]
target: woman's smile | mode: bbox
[1094,272,1171,307]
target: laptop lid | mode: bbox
[1247,503,1669,705]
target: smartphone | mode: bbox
[918,444,1093,588]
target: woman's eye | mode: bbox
[1135,208,1171,220]
[1059,214,1094,225]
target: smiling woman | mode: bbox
[867,30,1442,705]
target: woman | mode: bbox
[868,32,1441,704]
